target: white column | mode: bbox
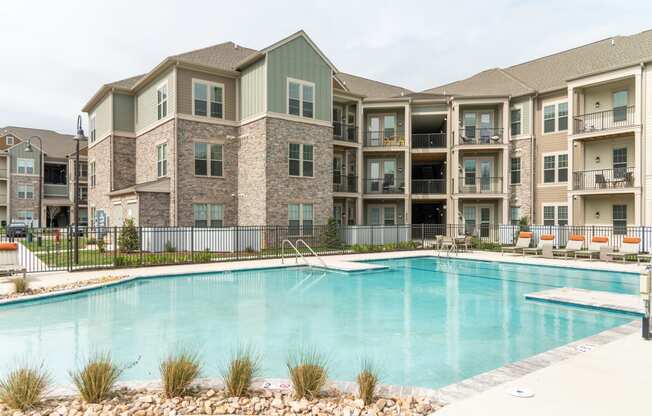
[635,192,642,226]
[357,100,364,225]
[404,104,411,224]
[567,86,575,225]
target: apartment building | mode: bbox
[83,29,652,230]
[0,127,88,227]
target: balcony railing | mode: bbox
[458,127,504,145]
[333,122,358,143]
[333,174,358,193]
[364,129,406,147]
[44,183,68,197]
[572,167,634,191]
[458,176,503,194]
[574,106,635,134]
[365,176,405,194]
[412,179,446,194]
[412,133,446,149]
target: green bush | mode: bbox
[287,347,327,400]
[118,219,139,252]
[471,237,502,252]
[222,346,260,397]
[321,218,343,249]
[160,352,202,398]
[164,240,176,253]
[70,353,122,403]
[0,363,50,410]
[11,278,28,293]
[86,237,97,245]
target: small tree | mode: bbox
[321,217,343,249]
[519,216,530,231]
[118,219,139,252]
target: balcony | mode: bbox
[364,129,406,147]
[458,176,503,194]
[412,179,446,194]
[412,133,446,149]
[333,122,358,143]
[365,176,405,194]
[572,167,634,191]
[573,106,636,135]
[44,183,68,198]
[333,174,358,193]
[458,127,504,145]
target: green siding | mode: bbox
[266,36,332,122]
[113,93,135,132]
[240,58,266,120]
[135,69,175,132]
[9,141,41,175]
[93,94,112,139]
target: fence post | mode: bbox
[422,223,425,248]
[190,226,194,263]
[113,227,117,266]
[139,227,143,266]
[235,225,240,261]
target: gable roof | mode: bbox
[0,126,86,159]
[172,41,258,72]
[336,72,411,99]
[424,29,652,97]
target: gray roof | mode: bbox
[106,74,146,90]
[336,72,411,99]
[425,29,652,96]
[170,41,258,71]
[0,126,86,159]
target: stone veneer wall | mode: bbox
[237,118,267,226]
[264,118,333,226]
[510,138,533,222]
[176,119,239,226]
[138,192,171,226]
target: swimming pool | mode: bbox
[0,257,637,388]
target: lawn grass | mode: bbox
[21,237,88,252]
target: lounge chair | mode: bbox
[523,234,555,256]
[502,232,533,255]
[608,237,641,263]
[552,235,585,259]
[574,236,610,261]
[0,242,26,279]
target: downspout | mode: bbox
[530,93,537,224]
[173,63,179,226]
[640,62,646,225]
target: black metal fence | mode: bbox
[4,223,652,273]
[333,174,358,193]
[333,122,357,143]
[572,167,635,190]
[574,105,635,134]
[458,127,504,144]
[412,133,446,148]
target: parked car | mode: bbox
[6,222,28,238]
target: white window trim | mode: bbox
[510,104,523,138]
[368,203,398,225]
[17,184,34,199]
[286,77,316,119]
[89,160,96,189]
[510,157,521,185]
[17,158,35,175]
[193,141,224,178]
[541,151,568,185]
[541,203,568,226]
[5,135,14,145]
[288,142,314,178]
[156,143,168,177]
[191,78,225,119]
[288,203,314,236]
[541,99,568,135]
[192,203,225,227]
[89,113,96,143]
[156,80,169,120]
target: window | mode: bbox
[17,184,34,199]
[192,80,224,119]
[5,135,14,145]
[288,203,313,235]
[157,143,167,177]
[557,205,568,226]
[543,101,568,133]
[510,109,521,136]
[157,82,168,120]
[383,206,395,225]
[613,147,627,178]
[89,161,96,188]
[543,204,567,226]
[510,207,521,226]
[17,158,34,175]
[613,205,627,235]
[193,203,224,227]
[288,143,313,177]
[510,157,521,184]
[287,79,315,118]
[79,162,88,178]
[89,114,96,143]
[612,90,628,122]
[194,143,223,177]
[16,210,33,222]
[543,153,568,183]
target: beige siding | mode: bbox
[240,59,266,120]
[581,136,634,171]
[93,94,112,140]
[113,93,135,132]
[580,79,635,114]
[582,194,634,226]
[176,68,237,121]
[135,69,175,133]
[535,186,567,223]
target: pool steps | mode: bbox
[525,287,643,315]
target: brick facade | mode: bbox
[139,192,170,226]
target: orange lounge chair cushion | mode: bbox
[592,236,609,243]
[518,232,533,238]
[540,234,555,241]
[569,235,585,241]
[0,242,18,251]
[623,237,641,244]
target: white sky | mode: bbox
[1,0,651,133]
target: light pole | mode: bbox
[72,115,86,265]
[24,136,43,228]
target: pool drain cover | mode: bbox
[510,387,534,398]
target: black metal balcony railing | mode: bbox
[458,176,503,193]
[364,129,406,147]
[412,133,447,149]
[574,106,635,134]
[333,174,358,193]
[412,179,446,194]
[572,167,635,190]
[365,176,405,194]
[333,122,358,143]
[458,127,504,145]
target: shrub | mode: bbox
[11,278,28,293]
[118,219,139,252]
[356,360,379,406]
[321,218,343,249]
[164,241,176,253]
[70,353,122,403]
[86,237,97,245]
[96,238,106,254]
[287,348,327,400]
[194,250,212,263]
[222,346,260,397]
[160,352,201,398]
[0,363,50,410]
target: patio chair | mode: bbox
[552,235,585,259]
[501,231,533,255]
[574,236,610,261]
[523,234,555,256]
[439,236,456,252]
[595,174,607,189]
[608,237,641,263]
[0,242,26,279]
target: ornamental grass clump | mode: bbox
[222,346,261,397]
[160,351,201,398]
[11,278,28,293]
[0,363,50,410]
[287,348,328,400]
[356,360,379,406]
[70,353,122,403]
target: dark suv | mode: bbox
[6,222,28,238]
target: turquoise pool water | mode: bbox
[0,257,637,388]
